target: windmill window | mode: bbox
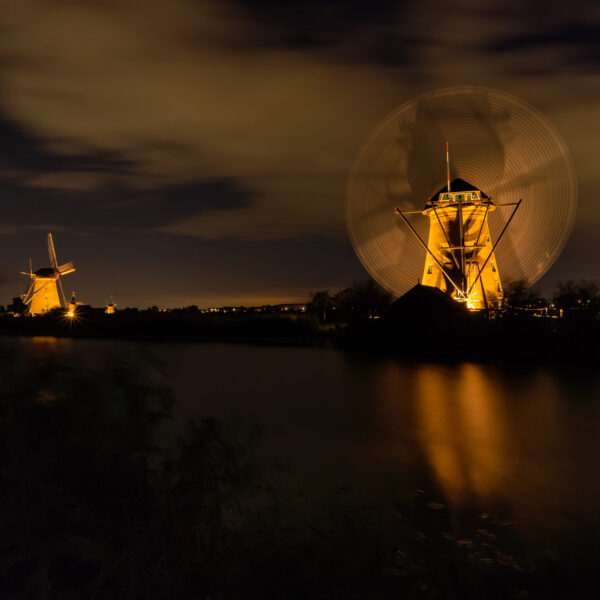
[486,235,490,243]
[427,264,433,275]
[497,282,501,292]
[491,262,496,272]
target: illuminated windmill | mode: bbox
[345,87,577,311]
[105,297,116,314]
[21,233,76,315]
[394,145,521,310]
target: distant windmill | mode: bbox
[105,296,116,315]
[21,233,76,315]
[67,291,77,317]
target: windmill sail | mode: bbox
[58,261,75,275]
[47,233,58,270]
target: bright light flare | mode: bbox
[63,308,78,322]
[456,290,480,311]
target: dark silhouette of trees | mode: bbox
[307,290,333,322]
[308,281,392,323]
[7,296,27,315]
[554,279,600,317]
[333,280,393,322]
[504,281,547,311]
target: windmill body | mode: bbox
[28,268,62,314]
[421,179,503,309]
[22,233,75,315]
[105,297,116,314]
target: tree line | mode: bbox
[504,279,599,316]
[307,279,600,322]
[306,280,393,323]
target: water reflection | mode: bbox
[30,335,62,352]
[5,337,600,538]
[368,361,600,535]
[414,364,508,507]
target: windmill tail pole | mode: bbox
[57,277,68,309]
[394,208,462,296]
[467,199,523,297]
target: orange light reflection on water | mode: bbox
[414,363,508,507]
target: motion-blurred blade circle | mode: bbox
[345,86,577,298]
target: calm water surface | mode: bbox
[11,336,600,544]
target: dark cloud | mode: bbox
[0,177,252,232]
[229,0,403,46]
[488,23,600,65]
[224,0,425,67]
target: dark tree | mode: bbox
[307,290,333,322]
[7,296,27,316]
[504,281,547,310]
[333,280,393,322]
[554,279,600,316]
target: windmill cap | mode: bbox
[429,178,489,201]
[34,267,58,278]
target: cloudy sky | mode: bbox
[0,0,597,307]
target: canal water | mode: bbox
[8,336,600,547]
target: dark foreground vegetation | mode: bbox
[1,347,597,599]
[0,279,598,364]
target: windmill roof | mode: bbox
[430,178,489,201]
[34,267,58,278]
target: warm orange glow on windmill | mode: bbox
[21,233,76,315]
[394,144,521,310]
[105,297,116,314]
[345,88,577,309]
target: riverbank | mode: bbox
[0,309,597,364]
[339,311,600,365]
[0,310,326,346]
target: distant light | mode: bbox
[67,311,74,318]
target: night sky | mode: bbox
[0,0,598,308]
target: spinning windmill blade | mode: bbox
[345,86,577,300]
